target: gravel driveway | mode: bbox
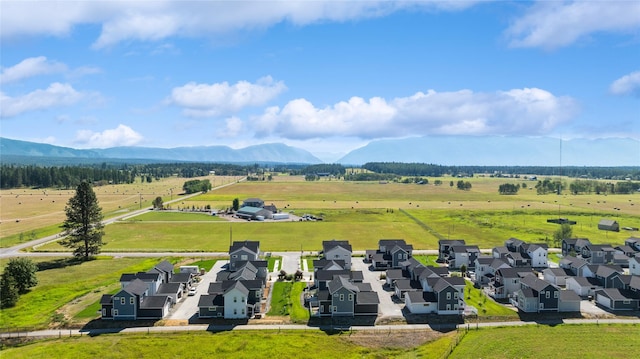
[167,260,227,320]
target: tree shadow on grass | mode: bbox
[36,257,86,271]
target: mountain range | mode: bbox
[1,136,638,167]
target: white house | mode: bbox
[525,244,548,268]
[322,240,353,270]
[223,281,249,319]
[629,254,640,276]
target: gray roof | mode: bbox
[406,291,437,303]
[356,291,380,305]
[140,295,170,309]
[198,294,224,307]
[100,294,113,305]
[323,239,352,252]
[597,288,636,301]
[567,276,601,287]
[229,240,260,254]
[224,281,249,296]
[327,275,359,294]
[521,275,556,292]
[386,269,406,280]
[559,290,581,302]
[596,265,622,278]
[157,282,182,294]
[475,256,495,265]
[433,278,455,292]
[155,260,174,273]
[543,268,573,277]
[170,272,192,283]
[123,278,148,296]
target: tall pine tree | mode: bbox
[61,181,105,260]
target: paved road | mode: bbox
[3,318,639,338]
[167,260,227,320]
[351,256,404,319]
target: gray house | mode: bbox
[322,240,353,269]
[512,276,559,312]
[596,288,639,310]
[229,240,260,270]
[370,239,413,269]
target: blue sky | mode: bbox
[1,0,639,162]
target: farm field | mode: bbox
[32,175,640,252]
[2,324,637,359]
[449,324,640,358]
[0,175,240,248]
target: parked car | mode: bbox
[188,287,197,296]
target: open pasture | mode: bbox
[0,175,236,247]
[450,324,639,358]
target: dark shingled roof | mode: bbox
[356,291,380,305]
[229,240,260,254]
[100,294,113,305]
[140,295,170,309]
[198,294,224,307]
[123,278,148,296]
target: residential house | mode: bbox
[404,291,439,314]
[490,267,535,299]
[624,237,640,252]
[229,241,260,270]
[449,245,480,269]
[156,282,183,304]
[566,276,602,297]
[562,238,578,256]
[433,278,464,315]
[629,254,640,276]
[596,288,639,310]
[119,272,163,296]
[511,276,559,312]
[542,268,573,287]
[438,239,465,262]
[322,240,353,269]
[594,265,623,288]
[369,239,413,270]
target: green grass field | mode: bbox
[2,324,637,358]
[0,257,163,330]
[463,281,518,318]
[450,324,640,358]
[267,281,309,323]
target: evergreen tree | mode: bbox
[4,258,38,294]
[0,272,19,308]
[152,196,164,209]
[61,181,105,260]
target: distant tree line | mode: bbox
[499,183,520,195]
[298,164,346,176]
[569,179,640,195]
[359,162,640,180]
[0,162,253,189]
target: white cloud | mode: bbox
[0,82,85,118]
[216,116,245,138]
[169,76,286,117]
[506,1,640,49]
[253,87,577,139]
[74,124,144,148]
[0,1,480,48]
[610,71,640,96]
[0,56,67,84]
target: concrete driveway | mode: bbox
[167,260,227,320]
[351,257,404,319]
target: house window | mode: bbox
[241,309,245,315]
[231,254,238,258]
[121,297,125,305]
[454,292,459,299]
[102,309,106,316]
[332,306,337,312]
[454,304,458,310]
[241,255,248,260]
[348,294,353,301]
[234,309,237,315]
[446,304,451,311]
[234,296,237,303]
[113,309,118,316]
[241,297,245,303]
[623,300,631,304]
[446,292,451,300]
[217,313,223,317]
[546,291,550,299]
[554,292,558,298]
[209,306,217,311]
[130,297,134,304]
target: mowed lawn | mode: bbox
[0,257,161,329]
[450,324,640,358]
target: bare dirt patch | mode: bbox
[340,329,445,350]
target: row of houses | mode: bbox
[307,240,380,317]
[467,236,640,313]
[198,240,268,319]
[101,260,195,320]
[368,239,466,315]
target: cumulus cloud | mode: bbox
[506,1,640,49]
[0,82,86,118]
[610,71,640,96]
[0,56,67,84]
[216,116,245,138]
[253,88,577,140]
[0,1,480,48]
[169,76,286,117]
[74,124,144,148]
